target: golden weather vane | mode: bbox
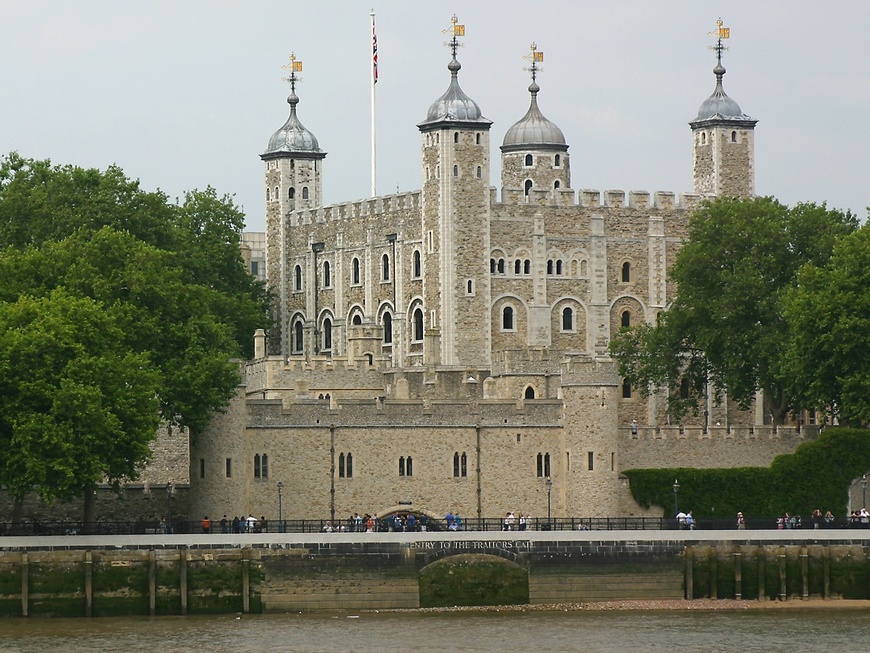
[707,18,730,64]
[522,42,544,81]
[442,15,466,59]
[281,52,303,92]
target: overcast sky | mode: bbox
[2,1,868,232]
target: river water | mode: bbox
[1,608,868,653]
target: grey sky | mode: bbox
[2,1,867,231]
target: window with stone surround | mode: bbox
[411,307,424,342]
[302,187,309,199]
[524,154,533,166]
[266,188,271,201]
[524,386,535,399]
[502,305,515,331]
[621,379,632,399]
[453,452,468,477]
[588,451,594,471]
[254,453,269,480]
[292,319,304,354]
[555,154,561,167]
[321,317,332,352]
[524,179,532,196]
[382,312,393,344]
[621,310,631,328]
[562,306,574,332]
[351,257,361,285]
[382,253,391,282]
[225,458,232,478]
[412,250,422,278]
[323,260,332,288]
[399,456,413,477]
[621,261,631,283]
[339,452,353,478]
[536,452,551,478]
[294,265,303,292]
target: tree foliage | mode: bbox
[781,225,870,425]
[610,196,857,422]
[0,153,270,502]
[624,428,870,520]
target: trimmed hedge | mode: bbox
[624,427,870,519]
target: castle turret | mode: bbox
[416,17,493,368]
[501,44,571,202]
[261,54,327,358]
[690,19,757,198]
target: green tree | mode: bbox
[782,225,870,426]
[0,290,161,503]
[0,154,270,511]
[610,196,857,423]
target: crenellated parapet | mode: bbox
[290,191,422,227]
[495,188,703,211]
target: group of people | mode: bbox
[201,514,267,534]
[675,511,697,530]
[502,512,531,531]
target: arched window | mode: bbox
[352,258,360,285]
[461,452,467,477]
[524,154,533,166]
[453,452,460,477]
[454,132,459,143]
[554,180,560,189]
[413,308,424,342]
[621,261,631,283]
[294,265,302,291]
[382,253,390,281]
[556,260,563,275]
[274,186,279,200]
[476,133,481,144]
[293,320,304,353]
[701,132,706,145]
[621,310,631,328]
[547,260,554,275]
[289,187,296,199]
[323,261,331,287]
[254,454,261,479]
[266,188,271,201]
[261,454,269,479]
[524,259,531,275]
[383,312,393,344]
[524,386,535,399]
[476,166,482,178]
[524,179,532,196]
[497,259,505,274]
[562,306,573,331]
[490,258,496,274]
[322,317,332,351]
[466,279,474,295]
[453,165,458,177]
[622,379,632,399]
[554,153,561,167]
[352,314,362,326]
[339,453,345,478]
[413,250,422,278]
[302,186,309,200]
[502,305,514,330]
[346,452,353,478]
[514,259,521,275]
[731,130,737,143]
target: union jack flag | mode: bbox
[372,18,378,83]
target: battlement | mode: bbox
[292,191,422,226]
[496,187,703,211]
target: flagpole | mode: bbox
[370,10,377,198]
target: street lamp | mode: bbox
[862,475,867,510]
[673,479,680,517]
[546,476,553,530]
[277,482,285,533]
[167,483,174,534]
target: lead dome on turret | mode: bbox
[418,57,491,127]
[693,64,752,122]
[501,80,567,152]
[263,90,322,155]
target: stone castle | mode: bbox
[186,21,811,525]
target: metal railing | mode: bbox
[2,515,868,537]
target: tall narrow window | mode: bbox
[413,250,422,278]
[524,179,532,196]
[294,265,302,291]
[346,453,353,478]
[622,379,632,399]
[226,458,232,478]
[453,165,458,177]
[544,453,551,478]
[524,154,533,166]
[454,132,459,143]
[554,180,560,189]
[266,188,271,201]
[254,454,261,479]
[339,453,346,478]
[382,253,390,281]
[621,310,631,328]
[322,318,332,351]
[537,452,543,477]
[323,261,331,287]
[556,260,563,275]
[562,306,573,331]
[490,258,496,274]
[289,187,295,199]
[476,166,482,178]
[461,452,467,477]
[524,259,531,275]
[514,259,521,274]
[383,313,393,344]
[293,321,304,353]
[262,454,269,479]
[497,259,505,274]
[547,260,554,275]
[352,258,360,285]
[555,153,561,167]
[413,308,424,342]
[588,451,594,471]
[200,458,206,479]
[302,186,309,199]
[502,306,514,330]
[453,452,460,478]
[621,261,631,283]
[406,456,413,476]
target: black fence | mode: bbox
[2,515,868,537]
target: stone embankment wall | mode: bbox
[1,532,867,617]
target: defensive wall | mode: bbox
[1,531,868,617]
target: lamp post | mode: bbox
[673,479,680,517]
[546,476,553,530]
[166,483,174,534]
[862,475,867,510]
[277,481,285,533]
